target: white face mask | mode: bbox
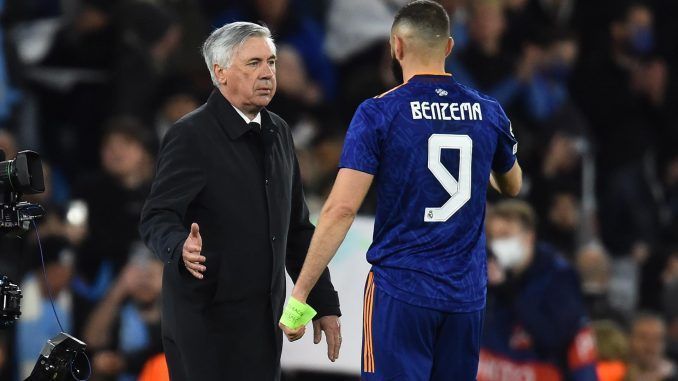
[490,236,527,269]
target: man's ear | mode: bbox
[214,64,228,86]
[393,35,405,61]
[445,37,454,57]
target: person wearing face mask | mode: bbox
[478,200,599,381]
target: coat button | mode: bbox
[265,179,269,186]
[271,235,276,242]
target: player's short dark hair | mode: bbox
[392,0,450,44]
[490,200,537,232]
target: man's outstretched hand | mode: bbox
[183,223,205,279]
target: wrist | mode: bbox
[291,288,309,304]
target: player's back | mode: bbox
[339,74,517,313]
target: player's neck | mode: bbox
[402,64,448,83]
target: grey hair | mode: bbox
[202,21,275,86]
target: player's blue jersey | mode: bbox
[340,74,517,313]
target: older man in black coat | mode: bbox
[139,22,341,381]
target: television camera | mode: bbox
[0,149,89,380]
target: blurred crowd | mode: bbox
[0,0,676,380]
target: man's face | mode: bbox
[630,318,666,369]
[129,261,163,305]
[486,216,535,270]
[101,134,146,179]
[218,37,277,112]
[486,216,527,242]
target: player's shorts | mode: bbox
[362,271,483,381]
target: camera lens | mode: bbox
[0,151,45,194]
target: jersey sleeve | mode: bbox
[491,105,518,174]
[338,98,387,175]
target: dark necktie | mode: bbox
[249,122,261,135]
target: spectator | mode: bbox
[113,1,182,122]
[599,152,666,258]
[447,0,539,108]
[83,252,163,381]
[576,242,627,325]
[479,200,598,381]
[440,0,470,51]
[15,237,74,380]
[529,131,585,244]
[34,0,118,174]
[217,0,335,101]
[0,0,23,128]
[593,320,629,381]
[524,31,579,123]
[325,0,407,124]
[573,2,667,178]
[626,312,677,381]
[70,117,155,334]
[543,191,581,255]
[153,81,200,140]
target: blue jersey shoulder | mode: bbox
[454,81,513,138]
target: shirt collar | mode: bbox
[206,90,271,140]
[232,105,262,125]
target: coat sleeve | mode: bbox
[285,153,341,318]
[139,122,207,264]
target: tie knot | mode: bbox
[249,122,261,131]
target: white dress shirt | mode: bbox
[232,105,262,126]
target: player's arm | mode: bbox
[490,160,522,197]
[290,168,373,304]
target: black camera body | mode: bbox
[0,149,45,233]
[0,275,21,328]
[0,149,45,328]
[25,332,89,381]
[0,150,89,380]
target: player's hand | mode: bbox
[279,322,306,342]
[313,315,342,362]
[182,223,206,279]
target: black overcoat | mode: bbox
[139,90,340,380]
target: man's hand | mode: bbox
[183,223,205,279]
[313,315,342,362]
[279,315,342,362]
[279,323,306,342]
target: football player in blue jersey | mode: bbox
[281,1,522,379]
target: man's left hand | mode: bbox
[313,315,342,362]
